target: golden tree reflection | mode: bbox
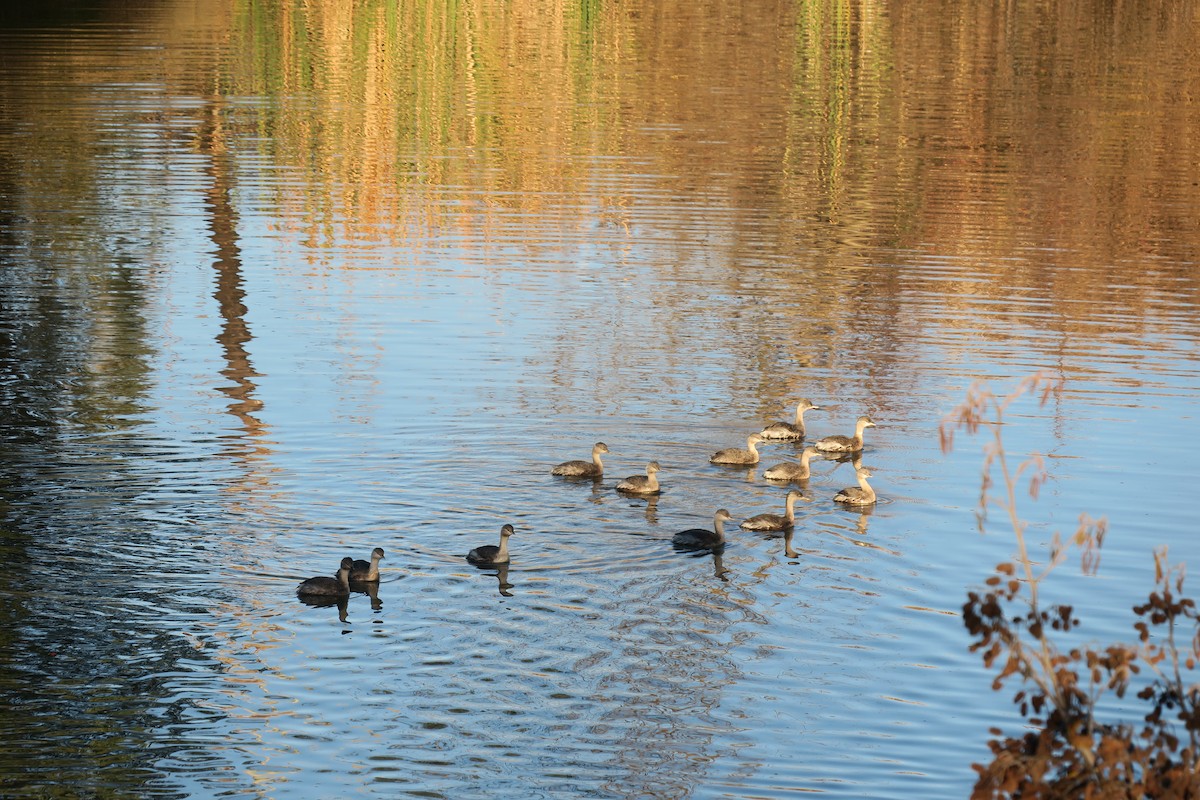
[210,0,1200,423]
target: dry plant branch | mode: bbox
[943,374,1200,799]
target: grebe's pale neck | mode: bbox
[493,525,514,562]
[712,508,731,540]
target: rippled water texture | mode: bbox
[1,1,1199,797]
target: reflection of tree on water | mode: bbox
[197,97,268,462]
[0,44,225,796]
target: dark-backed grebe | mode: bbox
[672,509,733,551]
[349,547,385,582]
[466,524,515,565]
[297,557,354,596]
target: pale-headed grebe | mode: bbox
[551,442,609,477]
[741,489,809,531]
[759,398,821,440]
[297,557,354,596]
[814,415,876,453]
[763,446,819,482]
[616,461,661,494]
[834,466,877,505]
[673,509,733,551]
[349,547,385,582]
[466,524,515,565]
[710,433,767,465]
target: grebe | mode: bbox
[740,489,808,531]
[759,399,821,440]
[710,433,767,465]
[551,442,609,477]
[349,547,385,582]
[616,461,661,494]
[763,446,819,482]
[672,509,733,551]
[297,557,354,596]
[834,466,877,505]
[814,415,876,453]
[466,524,515,565]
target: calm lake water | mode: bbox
[2,1,1198,797]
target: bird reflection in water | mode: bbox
[352,578,385,611]
[822,510,901,556]
[744,514,801,561]
[782,526,799,561]
[671,542,730,583]
[616,488,660,523]
[468,561,514,597]
[297,592,351,624]
[641,494,659,525]
[492,563,514,597]
[711,551,730,581]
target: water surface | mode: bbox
[1,1,1198,797]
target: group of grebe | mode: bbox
[297,548,385,597]
[297,402,878,592]
[548,402,879,554]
